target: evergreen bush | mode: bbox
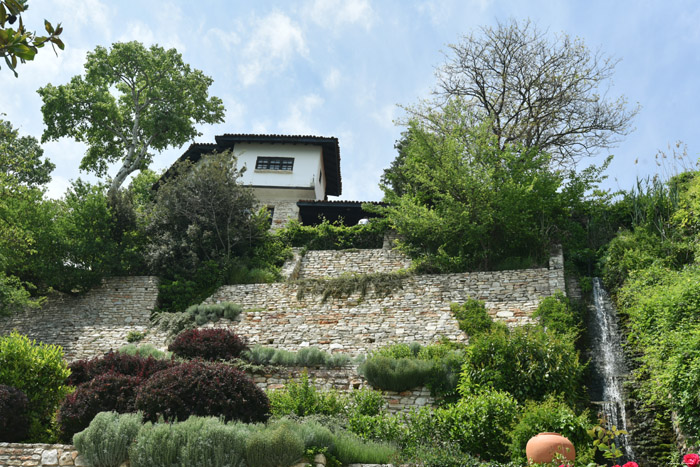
[179,418,249,467]
[242,344,350,368]
[245,422,305,467]
[73,412,142,467]
[129,421,186,467]
[135,361,269,423]
[0,331,71,440]
[58,372,142,441]
[358,355,433,392]
[0,384,30,442]
[117,344,171,359]
[451,299,495,336]
[168,328,247,361]
[334,432,398,465]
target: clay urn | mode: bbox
[525,432,576,464]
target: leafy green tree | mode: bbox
[376,112,568,272]
[0,0,63,76]
[38,41,225,196]
[0,118,54,187]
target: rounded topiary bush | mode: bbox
[67,351,174,386]
[168,328,247,361]
[135,361,269,423]
[0,384,30,442]
[58,372,143,441]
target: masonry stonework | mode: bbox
[297,249,412,279]
[0,276,159,362]
[0,443,85,467]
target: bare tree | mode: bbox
[409,19,639,166]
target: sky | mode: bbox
[2,0,700,201]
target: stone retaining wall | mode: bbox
[297,249,412,279]
[252,365,434,413]
[0,443,84,467]
[202,262,563,354]
[0,277,159,362]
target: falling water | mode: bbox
[589,278,635,462]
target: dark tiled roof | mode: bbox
[157,134,341,196]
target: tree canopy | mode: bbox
[0,0,63,76]
[38,41,225,196]
[404,19,638,166]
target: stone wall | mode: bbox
[202,256,564,355]
[0,277,159,362]
[297,249,412,279]
[0,443,84,466]
[252,365,434,413]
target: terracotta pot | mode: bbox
[525,432,576,464]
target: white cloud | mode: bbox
[205,28,241,52]
[277,94,324,135]
[371,104,396,128]
[118,21,157,46]
[306,0,375,30]
[323,68,342,90]
[50,0,113,37]
[238,11,308,86]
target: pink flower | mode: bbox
[622,463,638,467]
[612,465,621,467]
[684,453,700,467]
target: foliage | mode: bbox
[134,360,270,423]
[154,299,243,333]
[129,417,199,467]
[296,270,409,302]
[58,372,142,440]
[117,344,170,360]
[66,351,174,387]
[459,325,585,405]
[245,421,306,467]
[168,328,247,361]
[333,431,398,465]
[179,418,249,467]
[0,118,54,186]
[359,355,434,392]
[38,40,224,194]
[509,397,594,464]
[533,291,581,337]
[278,218,388,250]
[269,372,348,417]
[125,330,146,343]
[405,18,637,165]
[243,344,350,368]
[588,418,629,462]
[0,272,41,316]
[451,299,495,336]
[0,331,71,440]
[73,412,142,467]
[0,384,29,442]
[0,0,63,76]
[375,116,581,272]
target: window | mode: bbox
[255,157,294,171]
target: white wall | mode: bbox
[234,143,325,200]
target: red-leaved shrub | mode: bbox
[67,351,174,386]
[0,385,30,442]
[135,361,269,423]
[57,372,143,440]
[168,328,247,361]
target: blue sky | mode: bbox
[2,0,699,201]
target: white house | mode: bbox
[163,134,344,229]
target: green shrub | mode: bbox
[242,345,350,368]
[459,326,585,405]
[179,418,249,467]
[294,419,336,452]
[358,355,433,392]
[451,299,494,336]
[245,422,305,467]
[334,432,398,465]
[436,390,520,462]
[349,388,386,417]
[126,330,146,343]
[373,342,421,359]
[295,270,409,302]
[154,301,243,336]
[277,218,388,250]
[269,372,347,417]
[533,291,581,337]
[157,261,223,313]
[0,332,71,440]
[117,344,171,359]
[508,397,594,464]
[129,421,186,467]
[73,412,142,467]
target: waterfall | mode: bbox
[589,278,635,462]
